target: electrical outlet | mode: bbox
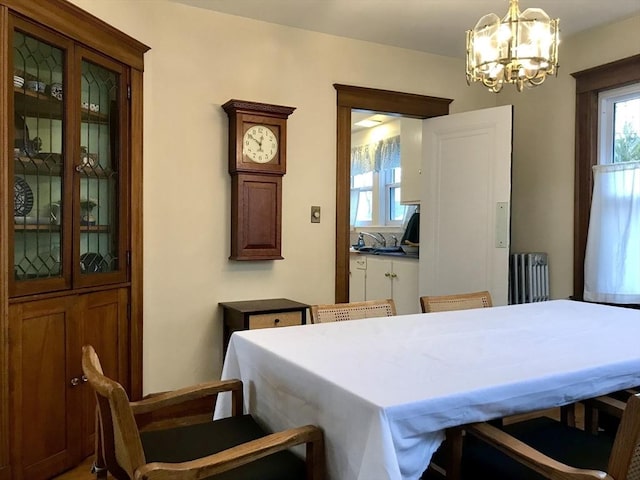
[311,206,321,223]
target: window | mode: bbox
[583,81,640,303]
[599,84,640,165]
[350,135,405,227]
[572,54,640,302]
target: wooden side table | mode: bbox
[219,298,309,353]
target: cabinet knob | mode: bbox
[82,375,88,383]
[390,273,398,278]
[70,377,81,387]
[274,318,280,325]
[384,272,391,277]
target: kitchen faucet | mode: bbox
[359,231,386,247]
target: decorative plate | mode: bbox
[14,176,33,216]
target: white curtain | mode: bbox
[584,161,640,303]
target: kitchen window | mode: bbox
[351,167,405,227]
[350,133,405,227]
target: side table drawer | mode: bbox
[249,311,302,330]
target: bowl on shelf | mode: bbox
[13,76,24,88]
[49,83,63,100]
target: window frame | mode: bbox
[571,54,640,301]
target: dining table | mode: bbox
[214,299,640,480]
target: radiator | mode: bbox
[509,252,550,304]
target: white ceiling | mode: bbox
[170,0,640,58]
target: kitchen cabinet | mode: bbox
[0,2,148,478]
[399,118,423,205]
[349,255,366,302]
[350,254,419,315]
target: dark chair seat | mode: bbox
[141,414,306,480]
[459,417,614,480]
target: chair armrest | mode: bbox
[466,423,612,480]
[130,379,243,415]
[133,425,325,480]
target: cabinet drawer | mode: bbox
[249,311,302,329]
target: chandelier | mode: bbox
[465,0,559,93]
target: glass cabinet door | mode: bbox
[9,21,129,297]
[74,50,128,288]
[11,22,72,296]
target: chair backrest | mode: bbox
[310,299,396,323]
[607,393,640,480]
[82,345,146,480]
[420,291,493,313]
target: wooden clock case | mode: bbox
[222,100,296,260]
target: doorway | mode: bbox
[333,84,452,302]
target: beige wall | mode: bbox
[68,0,639,393]
[498,14,640,301]
[69,0,494,392]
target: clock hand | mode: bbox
[248,133,261,145]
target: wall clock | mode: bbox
[222,99,296,260]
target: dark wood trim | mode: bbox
[333,84,452,303]
[571,54,640,301]
[130,67,144,401]
[1,0,149,70]
[0,4,9,473]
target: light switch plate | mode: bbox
[311,206,321,223]
[495,202,509,248]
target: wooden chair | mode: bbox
[584,387,640,435]
[310,299,396,323]
[419,291,492,313]
[439,393,640,480]
[81,345,325,480]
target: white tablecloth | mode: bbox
[214,300,640,480]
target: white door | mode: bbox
[419,105,512,306]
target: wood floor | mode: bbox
[54,456,109,480]
[53,406,583,480]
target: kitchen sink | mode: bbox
[372,246,404,253]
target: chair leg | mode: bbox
[92,406,107,479]
[560,404,575,427]
[584,402,599,435]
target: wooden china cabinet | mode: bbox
[0,1,148,479]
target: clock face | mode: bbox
[242,125,278,164]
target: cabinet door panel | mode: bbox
[349,256,367,302]
[9,18,74,297]
[391,259,419,315]
[74,48,130,288]
[79,288,129,457]
[365,257,392,301]
[9,298,81,480]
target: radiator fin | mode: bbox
[509,253,550,304]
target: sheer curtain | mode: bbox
[584,161,640,303]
